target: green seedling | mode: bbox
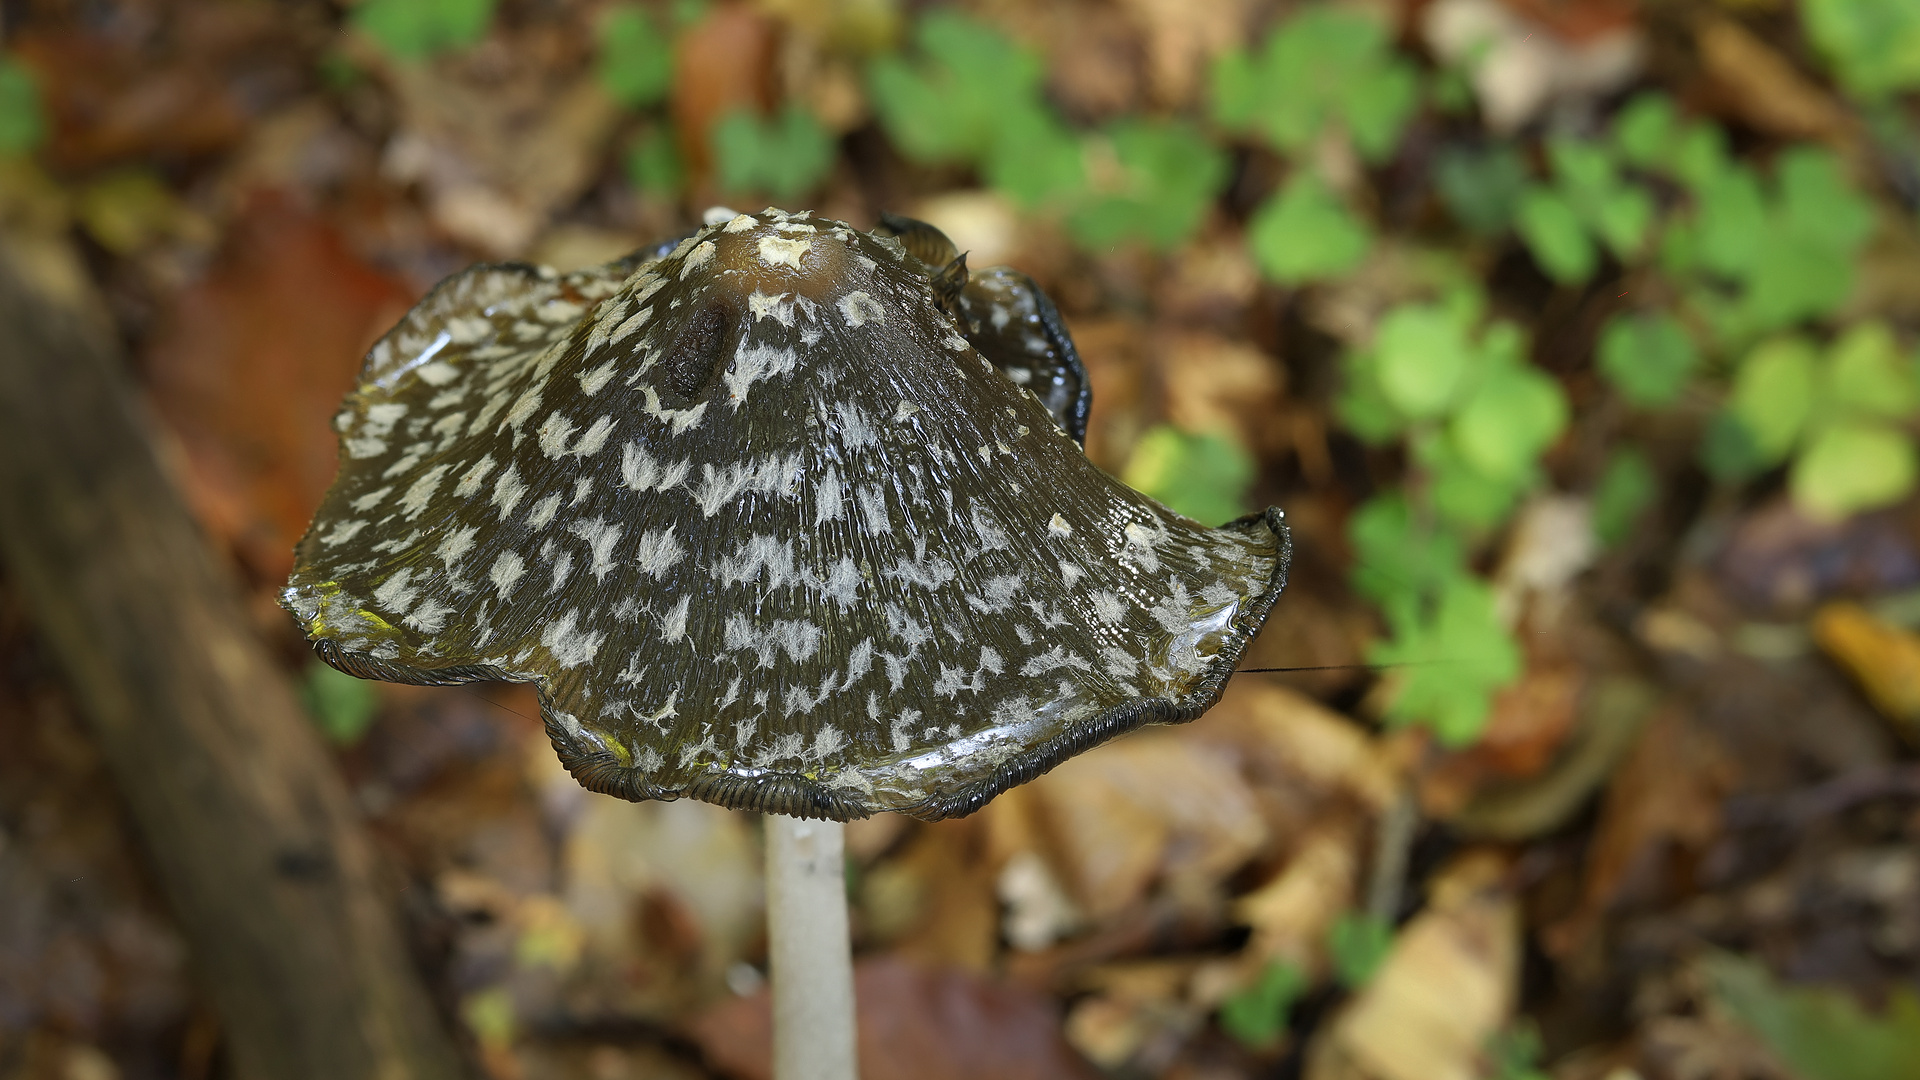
[1436,143,1528,236]
[1803,0,1920,100]
[712,104,836,202]
[1067,120,1227,252]
[352,0,496,60]
[1515,135,1656,285]
[301,658,379,745]
[1717,323,1919,520]
[1342,292,1565,530]
[0,55,44,155]
[597,4,675,108]
[1663,145,1873,345]
[1597,310,1700,408]
[625,125,685,196]
[1368,571,1521,746]
[1592,447,1657,548]
[1707,952,1920,1080]
[1211,3,1419,163]
[1327,910,1394,987]
[866,11,1083,208]
[1218,960,1306,1048]
[1248,173,1373,286]
[1486,1019,1553,1080]
[1120,424,1256,527]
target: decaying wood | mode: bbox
[0,243,468,1080]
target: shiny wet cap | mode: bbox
[282,208,1290,820]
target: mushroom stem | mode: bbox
[766,813,857,1080]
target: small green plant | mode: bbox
[1368,573,1521,745]
[1326,911,1394,987]
[1343,292,1566,530]
[301,659,379,745]
[625,125,685,196]
[1662,143,1874,346]
[866,12,1082,209]
[1339,291,1554,742]
[0,56,45,156]
[1515,136,1655,284]
[1218,960,1306,1048]
[1215,4,1419,286]
[1597,310,1700,408]
[1714,323,1919,520]
[352,0,497,60]
[712,104,836,202]
[1066,120,1226,252]
[1210,4,1419,163]
[1592,447,1658,548]
[1485,1019,1552,1080]
[1436,143,1528,236]
[1706,951,1920,1080]
[1120,424,1256,526]
[597,5,675,108]
[1247,173,1372,286]
[1348,498,1521,749]
[1803,0,1920,100]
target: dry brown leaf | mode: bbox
[1027,730,1268,919]
[1424,0,1643,133]
[688,957,1100,1080]
[12,27,258,170]
[378,58,622,257]
[1197,680,1399,812]
[672,5,780,198]
[1450,677,1658,841]
[1544,706,1736,959]
[1232,819,1363,968]
[864,819,1001,971]
[1065,315,1151,472]
[1694,16,1855,145]
[907,190,1022,271]
[1155,331,1286,456]
[1113,0,1252,107]
[1307,851,1520,1080]
[143,194,418,581]
[1423,661,1585,818]
[1812,602,1920,745]
[559,791,763,1009]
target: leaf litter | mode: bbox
[2,0,1920,1078]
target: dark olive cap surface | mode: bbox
[283,209,1289,821]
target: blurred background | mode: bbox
[3,0,1920,1077]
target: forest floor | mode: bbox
[3,1,1919,1078]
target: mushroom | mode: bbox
[283,208,1290,1079]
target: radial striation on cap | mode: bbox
[283,209,1290,821]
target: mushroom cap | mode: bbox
[283,209,1290,821]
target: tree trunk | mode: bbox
[0,243,468,1080]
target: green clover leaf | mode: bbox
[597,5,675,108]
[1067,120,1225,251]
[1593,447,1658,547]
[1791,421,1917,521]
[1729,336,1819,464]
[353,0,496,60]
[1120,425,1256,526]
[1450,363,1568,482]
[0,56,45,156]
[1370,573,1521,746]
[1598,310,1700,407]
[1348,493,1468,618]
[1804,0,1920,99]
[1516,185,1596,284]
[1248,173,1372,285]
[1210,4,1418,163]
[712,104,835,202]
